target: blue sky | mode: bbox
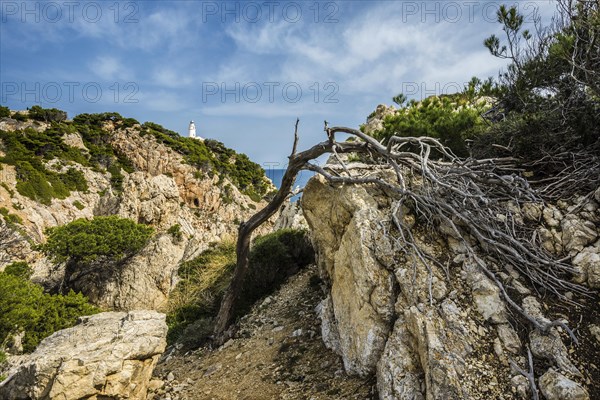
[0,0,557,166]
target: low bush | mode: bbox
[167,229,314,347]
[0,266,98,353]
[41,216,154,266]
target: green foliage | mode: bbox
[12,113,27,122]
[142,122,269,198]
[167,229,314,347]
[370,92,491,157]
[0,126,90,204]
[72,112,136,192]
[167,224,183,240]
[4,262,32,279]
[41,216,154,266]
[0,106,10,119]
[478,3,600,161]
[0,271,98,353]
[28,106,67,123]
[72,200,85,210]
[167,240,236,344]
[0,207,22,225]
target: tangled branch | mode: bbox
[214,122,589,350]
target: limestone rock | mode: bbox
[561,215,597,253]
[572,244,600,288]
[376,317,424,400]
[543,206,563,228]
[303,175,396,375]
[0,311,167,400]
[529,330,580,376]
[273,201,308,231]
[539,369,589,400]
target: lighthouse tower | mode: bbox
[188,121,197,138]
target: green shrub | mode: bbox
[72,200,85,210]
[167,224,183,240]
[166,229,314,346]
[41,216,154,266]
[0,207,22,225]
[167,240,236,344]
[12,113,27,122]
[0,271,98,353]
[0,106,10,119]
[369,94,490,157]
[4,261,32,279]
[28,106,67,123]
[1,182,15,197]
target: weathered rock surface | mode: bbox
[539,369,589,400]
[302,171,598,399]
[0,311,167,400]
[0,122,275,310]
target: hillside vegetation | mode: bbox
[0,108,270,203]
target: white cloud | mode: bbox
[89,56,132,81]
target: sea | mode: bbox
[265,169,315,201]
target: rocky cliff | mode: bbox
[0,112,274,311]
[302,168,599,400]
[0,311,167,399]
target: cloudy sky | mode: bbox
[1,0,557,166]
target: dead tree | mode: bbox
[214,120,590,349]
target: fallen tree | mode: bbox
[214,119,592,341]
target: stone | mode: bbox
[572,247,600,288]
[303,175,396,375]
[539,369,589,400]
[543,206,563,228]
[522,202,543,222]
[529,330,580,376]
[0,311,167,400]
[510,375,530,398]
[589,325,600,344]
[561,215,597,253]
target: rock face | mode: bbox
[0,311,167,400]
[0,121,274,310]
[302,171,598,399]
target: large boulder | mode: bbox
[302,168,593,399]
[0,311,167,400]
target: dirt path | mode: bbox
[150,266,376,400]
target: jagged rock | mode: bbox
[316,296,342,355]
[67,234,186,311]
[529,330,580,376]
[496,324,521,354]
[361,104,397,136]
[273,201,308,231]
[0,311,167,400]
[510,375,530,399]
[595,186,600,203]
[561,215,598,253]
[539,369,589,400]
[376,317,424,400]
[303,175,396,375]
[61,132,87,150]
[302,164,596,399]
[589,325,600,344]
[463,261,507,324]
[572,243,600,288]
[522,202,543,222]
[543,206,563,228]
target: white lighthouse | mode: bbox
[188,120,203,140]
